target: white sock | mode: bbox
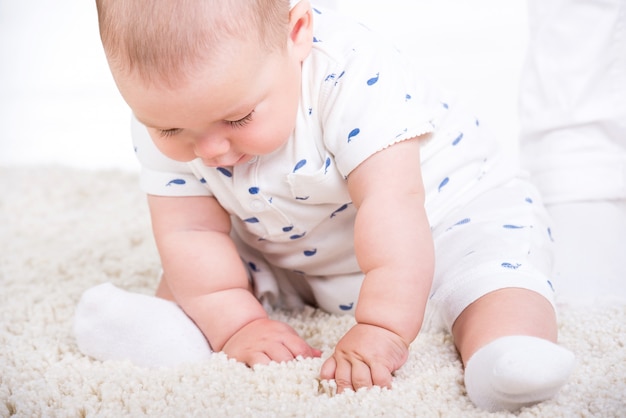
[464,336,575,412]
[73,282,212,368]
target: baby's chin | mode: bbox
[200,154,259,168]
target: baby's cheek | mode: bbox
[153,138,197,162]
[251,121,293,155]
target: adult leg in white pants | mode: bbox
[519,0,626,305]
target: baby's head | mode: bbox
[96,0,314,167]
[96,0,292,87]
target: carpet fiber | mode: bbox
[1,166,625,417]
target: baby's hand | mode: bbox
[320,323,409,393]
[222,318,321,366]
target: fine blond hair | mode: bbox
[95,0,291,86]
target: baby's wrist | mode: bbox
[184,289,268,351]
[354,321,409,346]
[355,312,416,347]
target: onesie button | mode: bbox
[249,199,265,211]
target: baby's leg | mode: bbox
[73,281,212,368]
[452,288,575,412]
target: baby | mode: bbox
[75,0,575,412]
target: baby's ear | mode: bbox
[288,0,313,60]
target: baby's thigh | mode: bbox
[306,273,364,315]
[426,178,557,332]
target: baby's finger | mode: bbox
[370,362,393,389]
[284,335,322,359]
[241,351,272,367]
[333,358,355,394]
[350,360,373,391]
[263,342,298,364]
[320,356,337,380]
[310,347,323,358]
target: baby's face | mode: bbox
[116,38,303,167]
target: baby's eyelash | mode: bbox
[155,111,254,137]
[228,111,254,128]
[158,128,181,138]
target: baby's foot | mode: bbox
[73,282,212,368]
[464,335,575,412]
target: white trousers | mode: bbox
[519,0,626,304]
[519,0,626,204]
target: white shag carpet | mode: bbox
[1,166,625,418]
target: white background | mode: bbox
[0,0,528,171]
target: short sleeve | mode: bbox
[313,35,437,177]
[131,115,211,197]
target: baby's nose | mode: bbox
[193,134,231,160]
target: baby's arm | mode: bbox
[320,136,435,392]
[148,194,320,365]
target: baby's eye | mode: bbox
[227,110,254,128]
[158,128,182,138]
